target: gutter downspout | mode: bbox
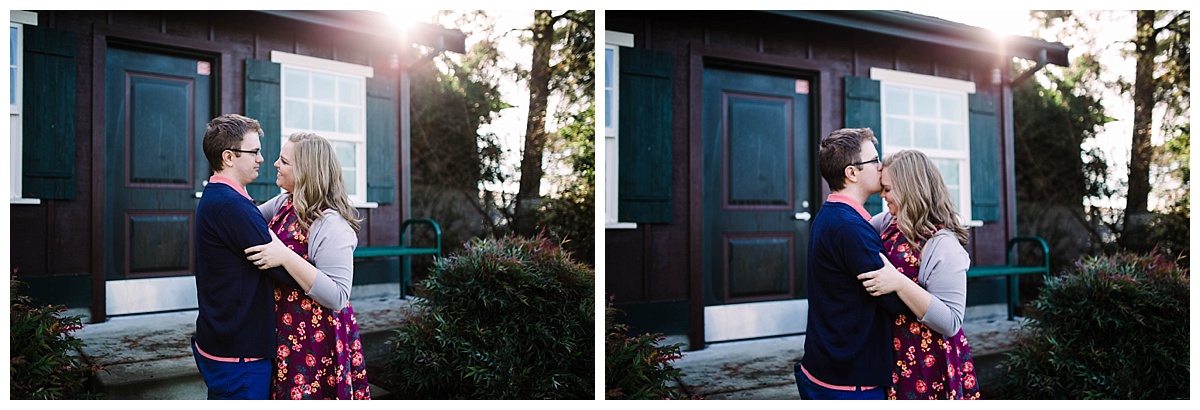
[1010,48,1048,87]
[1003,47,1051,263]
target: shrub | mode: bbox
[382,235,594,399]
[604,298,690,399]
[9,278,102,399]
[998,251,1189,399]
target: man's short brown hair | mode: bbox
[818,128,877,191]
[202,114,263,172]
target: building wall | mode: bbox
[606,11,1014,333]
[9,10,407,310]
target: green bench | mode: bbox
[353,218,442,298]
[966,236,1050,320]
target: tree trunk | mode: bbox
[514,10,555,237]
[1122,10,1157,247]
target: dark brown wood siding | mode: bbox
[606,11,1013,321]
[9,10,407,310]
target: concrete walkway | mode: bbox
[72,289,412,399]
[666,309,1026,399]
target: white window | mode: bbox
[10,10,39,205]
[271,51,373,207]
[872,68,978,224]
[605,31,635,229]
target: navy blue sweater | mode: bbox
[193,182,297,358]
[801,201,895,387]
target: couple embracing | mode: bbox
[796,128,980,400]
[191,114,371,400]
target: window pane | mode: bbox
[913,89,937,118]
[338,76,361,105]
[941,123,964,151]
[343,169,356,196]
[11,26,18,105]
[885,86,909,115]
[284,69,308,99]
[338,107,362,134]
[312,103,336,132]
[605,48,613,129]
[284,100,310,129]
[312,72,335,102]
[914,120,937,149]
[940,93,964,122]
[935,158,959,186]
[331,141,356,195]
[333,140,356,168]
[886,117,911,147]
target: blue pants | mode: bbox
[794,362,885,400]
[191,341,271,400]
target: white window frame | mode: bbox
[10,10,39,205]
[871,67,981,226]
[605,30,636,229]
[271,51,375,208]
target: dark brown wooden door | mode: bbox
[103,46,212,315]
[701,66,815,341]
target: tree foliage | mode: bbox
[1012,58,1115,272]
[513,10,595,237]
[538,103,595,265]
[1025,10,1189,263]
[409,11,594,252]
[409,11,512,251]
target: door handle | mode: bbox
[794,212,811,221]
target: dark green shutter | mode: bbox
[843,76,882,214]
[22,25,76,199]
[617,47,673,223]
[244,58,281,202]
[969,93,1001,222]
[366,76,396,204]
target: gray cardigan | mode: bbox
[260,194,357,312]
[870,211,970,335]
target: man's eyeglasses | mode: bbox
[847,157,879,168]
[227,148,262,157]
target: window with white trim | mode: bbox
[605,30,635,228]
[272,51,371,206]
[872,67,975,223]
[10,10,39,205]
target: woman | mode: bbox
[244,132,371,400]
[858,149,980,400]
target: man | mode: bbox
[192,114,297,399]
[795,128,907,400]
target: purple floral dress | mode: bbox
[881,222,980,400]
[268,198,371,400]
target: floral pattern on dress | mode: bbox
[268,198,370,400]
[881,222,980,400]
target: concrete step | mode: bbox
[666,305,1025,399]
[74,291,411,400]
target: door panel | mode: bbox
[104,46,211,315]
[702,66,814,341]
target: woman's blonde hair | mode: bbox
[286,132,361,234]
[882,150,969,249]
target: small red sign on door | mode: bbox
[795,79,809,95]
[197,61,211,76]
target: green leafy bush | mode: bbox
[382,235,594,399]
[10,279,102,399]
[604,298,691,400]
[998,251,1189,399]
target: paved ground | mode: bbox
[665,311,1026,400]
[71,290,413,399]
[72,292,1025,400]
